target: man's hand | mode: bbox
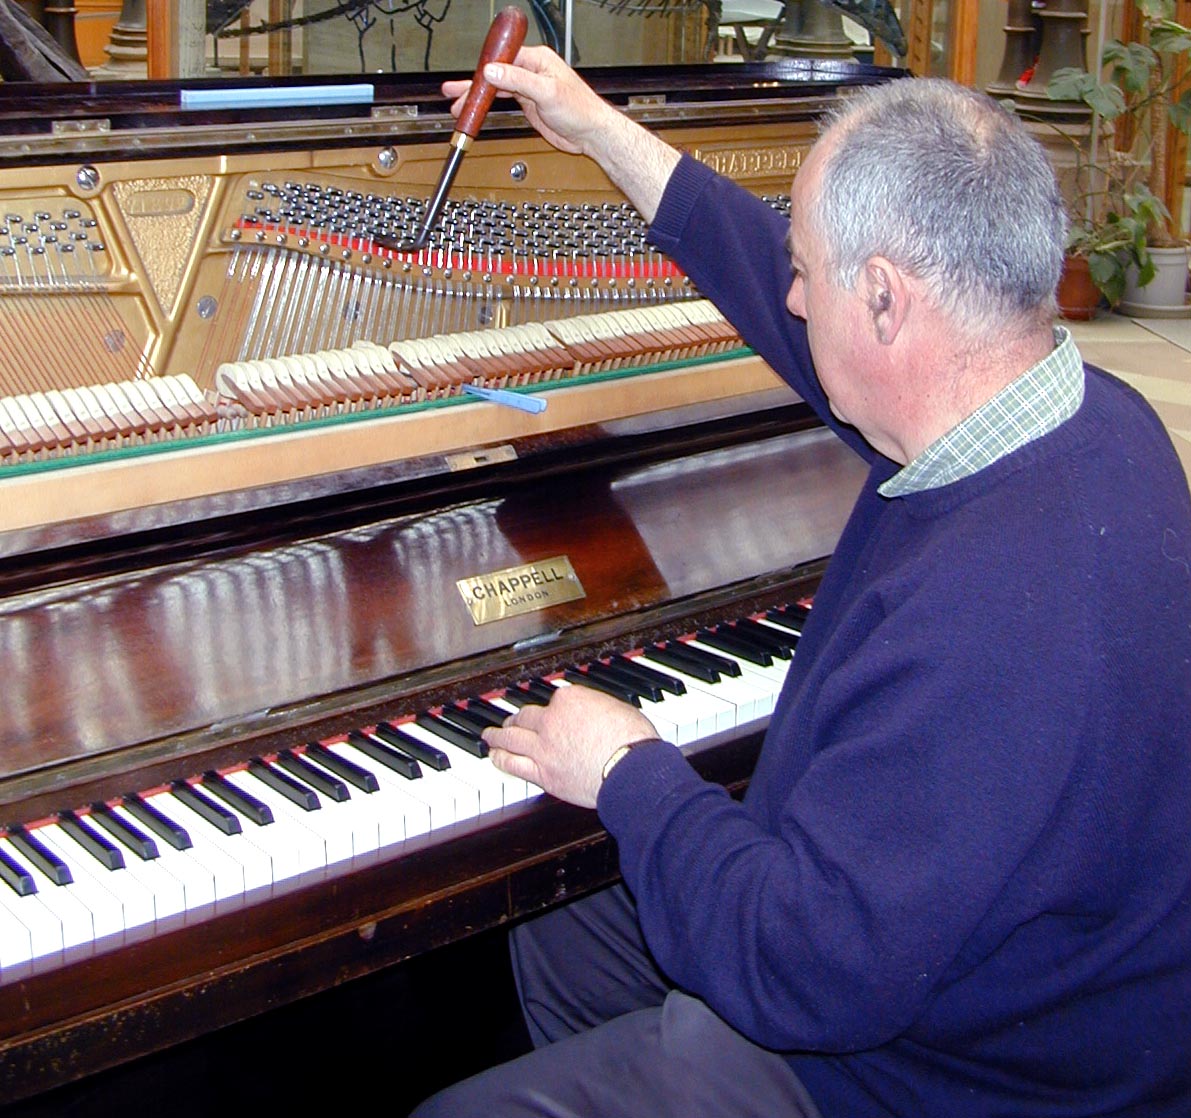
[483,684,659,809]
[443,45,609,158]
[441,46,681,223]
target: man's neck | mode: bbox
[901,322,1057,462]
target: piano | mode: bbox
[0,58,896,1105]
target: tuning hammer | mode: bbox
[375,6,529,254]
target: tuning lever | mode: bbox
[376,6,529,254]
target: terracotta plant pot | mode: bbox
[1056,253,1103,321]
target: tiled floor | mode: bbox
[1068,314,1191,482]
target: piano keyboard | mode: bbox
[0,604,808,979]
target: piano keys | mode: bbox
[0,608,810,978]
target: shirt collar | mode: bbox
[879,326,1085,498]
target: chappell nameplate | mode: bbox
[457,556,585,624]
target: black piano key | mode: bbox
[249,759,321,812]
[611,653,686,696]
[304,742,380,793]
[696,627,773,667]
[346,730,423,780]
[563,668,642,707]
[584,661,662,703]
[435,704,498,740]
[89,804,159,861]
[519,679,559,705]
[6,827,72,886]
[666,638,743,677]
[645,644,720,683]
[415,711,488,758]
[200,772,273,827]
[278,749,351,802]
[122,794,193,851]
[0,845,36,896]
[767,603,810,631]
[6,823,72,885]
[731,617,796,657]
[58,811,125,870]
[499,686,536,709]
[372,723,450,771]
[173,781,245,835]
[463,698,511,729]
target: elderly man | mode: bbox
[411,52,1191,1118]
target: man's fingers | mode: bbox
[483,720,541,755]
[489,743,542,786]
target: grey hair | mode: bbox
[812,78,1067,337]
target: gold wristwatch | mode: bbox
[601,743,634,782]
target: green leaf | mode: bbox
[1169,89,1191,134]
[1088,250,1126,304]
[1137,0,1175,23]
[1149,23,1191,54]
[1103,40,1157,94]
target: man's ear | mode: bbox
[862,257,907,345]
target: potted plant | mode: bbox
[1059,167,1172,314]
[1047,0,1191,312]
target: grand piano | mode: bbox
[0,55,895,1107]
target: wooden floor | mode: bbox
[1069,314,1191,483]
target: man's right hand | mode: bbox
[443,45,611,159]
[442,46,681,223]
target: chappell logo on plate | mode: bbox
[457,556,585,624]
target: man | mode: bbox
[412,52,1191,1117]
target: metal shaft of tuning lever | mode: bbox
[375,5,528,254]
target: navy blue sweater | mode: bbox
[597,155,1191,1116]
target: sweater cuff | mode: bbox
[648,153,719,253]
[597,737,703,841]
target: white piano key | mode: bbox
[0,883,66,964]
[216,771,331,881]
[111,800,218,911]
[0,837,94,949]
[623,653,739,740]
[230,767,352,868]
[102,806,189,920]
[398,721,506,814]
[312,740,418,842]
[0,886,38,967]
[413,717,538,807]
[147,791,248,903]
[55,816,162,927]
[331,740,443,836]
[197,773,323,883]
[636,652,763,730]
[292,752,395,855]
[36,824,147,936]
[372,725,484,822]
[685,639,789,711]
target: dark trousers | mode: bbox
[410,883,822,1117]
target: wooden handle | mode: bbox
[455,6,529,139]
